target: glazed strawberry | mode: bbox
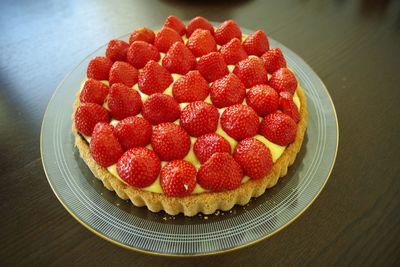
[126,41,160,69]
[90,123,123,167]
[164,15,186,36]
[154,26,183,53]
[269,68,298,95]
[106,39,130,62]
[233,138,272,180]
[117,147,161,188]
[108,83,142,120]
[220,38,248,65]
[151,122,191,161]
[80,79,109,105]
[221,104,259,141]
[261,48,286,74]
[114,117,152,150]
[172,70,209,103]
[246,84,279,116]
[210,73,246,108]
[214,20,242,45]
[109,61,138,87]
[233,57,267,88]
[186,29,217,57]
[197,152,243,192]
[75,103,110,136]
[194,133,231,163]
[142,93,180,125]
[259,112,297,146]
[162,42,196,75]
[180,101,219,137]
[196,52,228,82]
[242,30,269,56]
[160,160,197,197]
[129,27,155,44]
[279,92,300,123]
[87,56,113,80]
[186,16,214,37]
[138,60,173,95]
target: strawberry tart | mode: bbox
[72,16,308,216]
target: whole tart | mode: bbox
[72,16,308,216]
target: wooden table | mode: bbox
[1,0,399,265]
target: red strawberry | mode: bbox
[196,52,228,82]
[259,112,297,146]
[220,38,248,65]
[90,123,123,167]
[114,117,152,150]
[126,41,160,69]
[75,103,110,136]
[210,73,246,108]
[246,84,279,116]
[279,92,300,123]
[138,60,173,95]
[160,160,197,197]
[193,133,231,163]
[154,26,183,53]
[233,57,267,88]
[180,101,219,137]
[186,16,215,37]
[117,147,161,188]
[172,70,209,103]
[261,48,286,74]
[129,27,155,44]
[269,68,298,95]
[242,30,269,56]
[214,20,242,45]
[151,122,191,161]
[87,56,113,80]
[80,79,109,105]
[186,29,217,57]
[233,138,273,180]
[221,104,259,141]
[109,61,138,87]
[106,39,130,62]
[164,15,186,36]
[197,152,243,192]
[142,93,180,125]
[108,83,142,120]
[162,42,196,75]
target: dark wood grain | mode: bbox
[1,0,400,266]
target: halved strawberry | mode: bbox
[138,60,173,95]
[214,20,242,45]
[114,117,152,150]
[180,101,219,137]
[259,112,297,146]
[75,103,110,136]
[164,15,186,36]
[186,29,217,57]
[242,30,269,56]
[279,91,300,123]
[154,26,183,53]
[109,61,138,87]
[186,16,215,37]
[108,83,142,120]
[233,57,267,88]
[210,73,246,108]
[194,133,231,164]
[142,93,180,125]
[90,123,123,167]
[87,56,113,80]
[172,70,209,103]
[126,41,160,69]
[162,42,196,75]
[129,27,155,44]
[80,79,109,105]
[220,38,248,65]
[268,68,298,95]
[160,160,197,197]
[221,104,259,141]
[196,52,228,82]
[261,48,286,74]
[246,84,279,116]
[106,39,130,62]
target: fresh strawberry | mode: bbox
[160,160,197,197]
[219,38,248,65]
[75,103,110,136]
[259,112,297,146]
[210,73,246,108]
[186,29,217,57]
[196,52,228,82]
[142,93,180,125]
[154,26,183,53]
[87,56,113,80]
[108,83,142,120]
[117,147,161,188]
[233,57,267,88]
[242,30,269,56]
[164,15,186,36]
[109,61,138,87]
[180,101,219,137]
[193,133,231,163]
[129,27,155,44]
[90,123,123,167]
[114,117,152,150]
[162,42,196,75]
[279,92,300,123]
[197,152,243,192]
[246,84,279,116]
[151,122,191,161]
[172,70,209,103]
[138,60,173,95]
[186,16,215,37]
[233,138,273,180]
[214,20,242,45]
[261,48,286,74]
[80,79,109,105]
[221,104,259,141]
[106,39,130,62]
[126,41,160,69]
[268,68,298,95]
